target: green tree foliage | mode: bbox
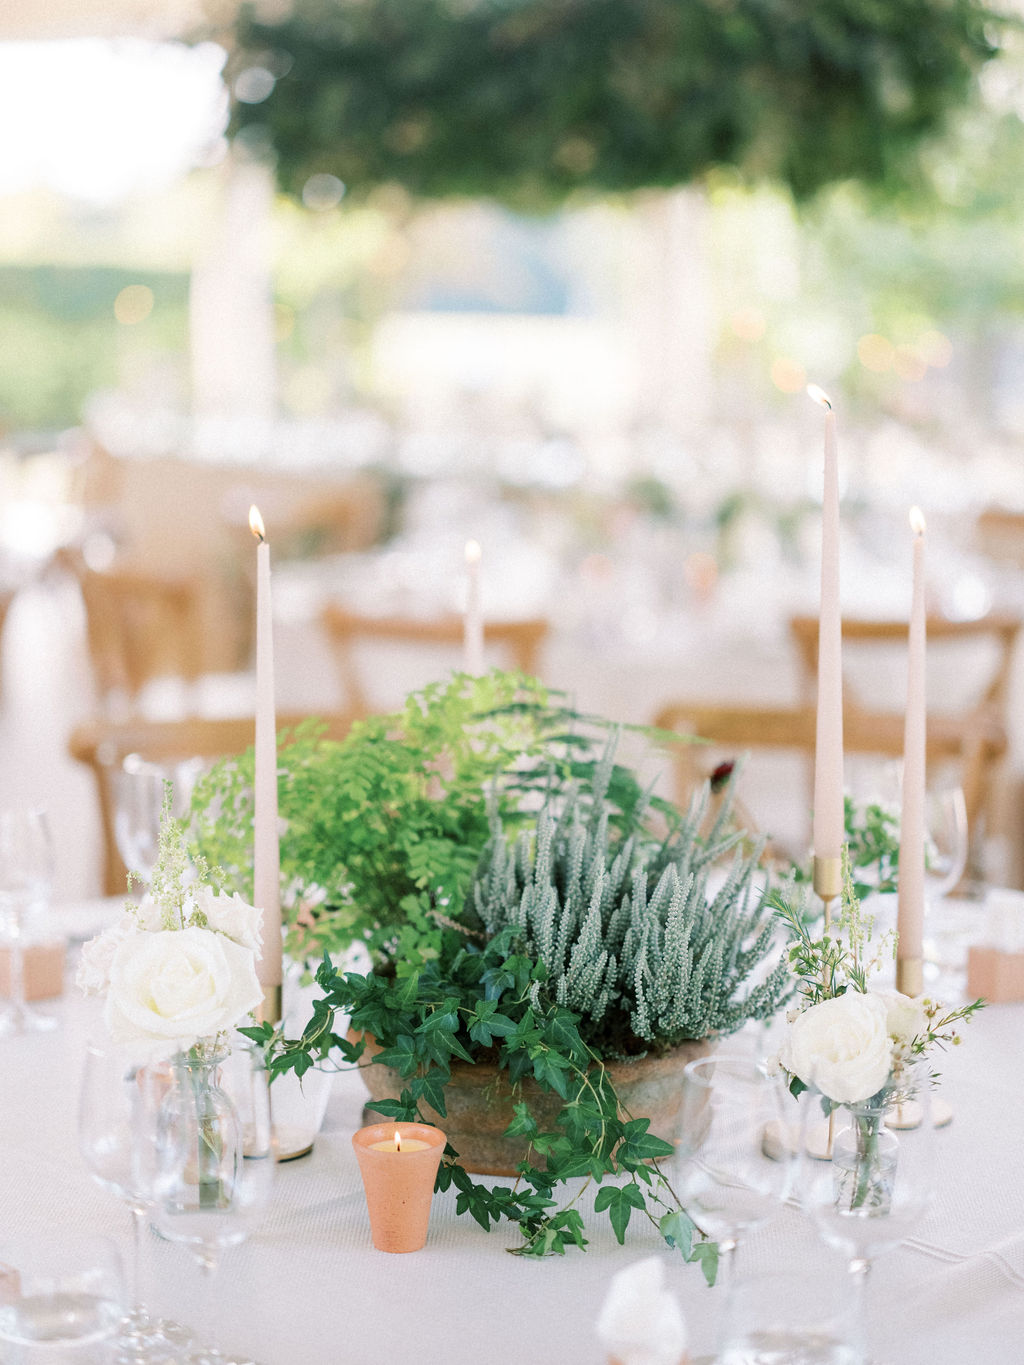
[224,0,1007,207]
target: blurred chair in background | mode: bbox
[655,610,1020,868]
[59,550,206,714]
[69,712,356,896]
[320,604,550,716]
[974,506,1024,567]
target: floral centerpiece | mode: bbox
[192,671,791,1279]
[771,854,981,1211]
[78,792,263,1061]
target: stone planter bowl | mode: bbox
[355,1033,714,1176]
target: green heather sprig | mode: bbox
[470,761,790,1058]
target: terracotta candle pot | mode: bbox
[351,1121,445,1253]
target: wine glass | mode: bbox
[114,756,203,890]
[78,1040,192,1362]
[673,1055,794,1326]
[0,1235,124,1358]
[924,785,969,900]
[796,1082,937,1362]
[0,807,57,1035]
[149,1042,275,1365]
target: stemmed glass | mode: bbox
[148,1042,275,1365]
[78,1040,192,1363]
[0,807,57,1034]
[924,785,969,900]
[673,1056,794,1321]
[115,756,204,889]
[797,1083,937,1362]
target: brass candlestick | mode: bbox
[812,855,843,931]
[895,955,923,998]
[257,983,283,1026]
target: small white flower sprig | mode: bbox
[769,851,983,1108]
[78,785,263,1060]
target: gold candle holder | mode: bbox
[895,955,923,998]
[812,855,843,927]
[257,983,283,1026]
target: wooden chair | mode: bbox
[788,612,1020,845]
[653,695,1011,865]
[60,550,207,710]
[975,506,1024,567]
[320,604,550,716]
[70,712,356,895]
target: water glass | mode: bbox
[0,1235,123,1361]
[0,807,57,1035]
[673,1055,793,1293]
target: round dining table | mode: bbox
[3,917,1023,1365]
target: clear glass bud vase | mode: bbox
[830,1100,899,1217]
[167,1045,239,1223]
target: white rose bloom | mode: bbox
[195,885,263,951]
[780,991,893,1105]
[104,925,263,1059]
[132,894,169,933]
[872,988,928,1046]
[76,916,138,995]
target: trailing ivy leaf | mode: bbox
[503,1102,539,1141]
[410,1069,449,1117]
[593,1183,645,1244]
[692,1240,720,1287]
[374,1034,420,1077]
[659,1210,696,1259]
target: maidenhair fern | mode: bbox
[469,759,789,1057]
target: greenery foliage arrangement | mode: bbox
[226,673,789,1272]
[190,671,684,965]
[221,0,1006,207]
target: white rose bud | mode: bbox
[104,925,263,1060]
[195,885,264,951]
[871,988,928,1047]
[780,991,893,1105]
[76,916,137,996]
[132,893,167,932]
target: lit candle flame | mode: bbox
[465,539,481,565]
[909,506,926,536]
[394,1130,402,1152]
[249,505,266,542]
[806,384,833,411]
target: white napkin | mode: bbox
[595,1257,688,1365]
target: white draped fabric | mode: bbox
[2,961,1023,1364]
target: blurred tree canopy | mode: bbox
[224,0,1008,207]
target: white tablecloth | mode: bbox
[4,975,1024,1365]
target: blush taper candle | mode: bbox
[808,386,844,866]
[250,505,282,1018]
[897,507,927,995]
